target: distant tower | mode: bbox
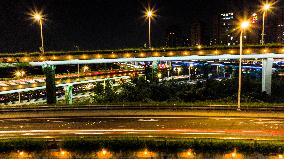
[165,25,181,47]
[190,21,202,46]
[276,6,284,43]
[211,15,219,45]
[219,12,238,46]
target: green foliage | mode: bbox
[91,77,284,104]
[92,80,119,103]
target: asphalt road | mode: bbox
[0,111,283,140]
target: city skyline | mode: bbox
[0,0,278,52]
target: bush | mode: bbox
[90,77,284,104]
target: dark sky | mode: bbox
[0,0,261,52]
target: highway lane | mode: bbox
[0,115,283,140]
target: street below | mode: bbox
[0,110,283,140]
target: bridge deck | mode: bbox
[1,47,284,63]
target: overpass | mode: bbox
[26,53,284,95]
[0,76,130,104]
[1,45,284,63]
[1,46,284,95]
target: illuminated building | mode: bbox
[219,12,238,46]
[210,12,239,46]
[276,7,284,43]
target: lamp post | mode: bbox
[189,64,193,81]
[31,12,45,54]
[147,11,152,48]
[15,70,25,103]
[177,67,182,76]
[237,21,250,111]
[261,3,271,45]
[145,8,156,48]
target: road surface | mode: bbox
[0,110,283,140]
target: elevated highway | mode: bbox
[1,46,284,95]
[0,46,284,63]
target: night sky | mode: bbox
[0,0,261,52]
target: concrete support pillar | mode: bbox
[42,64,56,104]
[65,85,73,105]
[262,58,273,95]
[166,61,172,67]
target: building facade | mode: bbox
[211,12,239,46]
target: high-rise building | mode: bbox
[190,21,202,46]
[210,15,219,45]
[165,25,181,47]
[213,12,239,46]
[275,6,284,43]
[210,0,260,46]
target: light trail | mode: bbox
[0,76,130,95]
[0,129,284,139]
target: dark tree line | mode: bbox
[92,77,284,104]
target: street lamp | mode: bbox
[189,64,194,81]
[157,72,162,79]
[30,11,45,54]
[145,8,156,48]
[176,67,182,76]
[238,20,250,111]
[261,3,272,45]
[83,65,89,73]
[14,70,25,103]
[15,70,26,78]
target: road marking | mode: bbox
[181,132,221,135]
[138,119,159,122]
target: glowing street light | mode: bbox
[15,71,22,78]
[15,70,26,78]
[145,8,156,48]
[83,65,89,73]
[261,2,272,45]
[157,72,162,79]
[30,10,45,54]
[102,149,107,155]
[237,20,250,111]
